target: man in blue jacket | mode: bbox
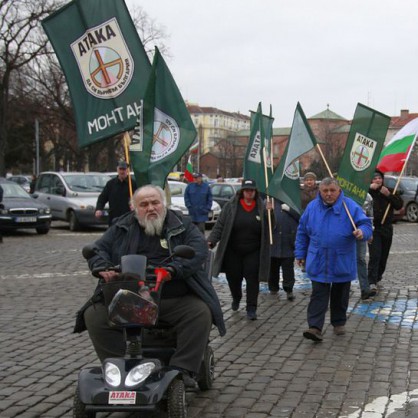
[184,173,212,234]
[295,177,372,342]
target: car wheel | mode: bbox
[36,226,50,235]
[69,211,80,231]
[406,202,418,222]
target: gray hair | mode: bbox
[131,184,167,208]
[319,177,340,188]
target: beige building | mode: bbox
[187,103,250,154]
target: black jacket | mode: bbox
[96,176,137,223]
[369,186,403,230]
[87,210,226,336]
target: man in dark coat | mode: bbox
[95,161,137,225]
[368,169,403,292]
[83,185,225,385]
[268,198,300,301]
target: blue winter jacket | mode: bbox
[184,182,213,222]
[294,191,372,283]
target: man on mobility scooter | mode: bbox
[75,185,225,408]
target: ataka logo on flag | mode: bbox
[71,18,134,99]
[284,161,300,180]
[151,108,180,162]
[349,133,377,171]
[247,131,262,163]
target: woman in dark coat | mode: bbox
[207,179,271,320]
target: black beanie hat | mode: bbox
[373,169,384,179]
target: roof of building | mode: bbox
[309,108,348,121]
[187,104,250,121]
[389,110,418,129]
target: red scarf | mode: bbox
[240,198,256,212]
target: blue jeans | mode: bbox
[356,240,369,293]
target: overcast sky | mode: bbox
[128,0,418,127]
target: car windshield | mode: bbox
[2,182,31,198]
[168,182,187,197]
[401,178,418,191]
[64,174,110,192]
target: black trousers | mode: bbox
[268,257,295,293]
[84,294,212,374]
[193,221,206,234]
[307,281,351,331]
[368,228,393,285]
[222,247,260,311]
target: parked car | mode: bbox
[384,175,418,222]
[167,180,221,226]
[32,172,111,231]
[7,175,32,193]
[0,179,52,234]
[210,182,242,208]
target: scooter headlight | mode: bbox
[104,362,121,387]
[125,362,156,387]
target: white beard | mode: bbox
[136,209,166,236]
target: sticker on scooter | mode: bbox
[108,391,136,404]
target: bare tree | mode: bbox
[0,0,62,175]
[128,4,171,60]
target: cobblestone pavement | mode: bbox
[1,221,418,418]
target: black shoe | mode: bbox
[303,328,323,342]
[361,289,376,300]
[173,368,197,388]
[286,291,295,301]
[246,309,257,320]
[231,300,240,311]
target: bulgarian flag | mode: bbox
[189,141,199,154]
[184,155,194,182]
[377,117,418,173]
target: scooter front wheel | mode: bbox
[73,386,96,418]
[167,378,187,418]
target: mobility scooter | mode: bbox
[73,245,214,418]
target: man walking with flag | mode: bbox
[367,169,403,293]
[296,178,372,342]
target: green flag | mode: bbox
[42,0,151,147]
[268,102,317,213]
[243,103,266,189]
[337,103,390,206]
[248,105,274,193]
[130,47,197,188]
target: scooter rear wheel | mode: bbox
[167,378,187,418]
[73,386,96,418]
[197,345,215,391]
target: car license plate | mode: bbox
[208,210,213,218]
[16,217,37,223]
[108,391,136,404]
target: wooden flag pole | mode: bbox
[316,143,357,230]
[123,131,134,199]
[263,147,273,245]
[381,161,406,224]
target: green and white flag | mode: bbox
[337,103,390,206]
[268,102,317,213]
[130,47,197,188]
[243,103,265,188]
[42,0,151,147]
